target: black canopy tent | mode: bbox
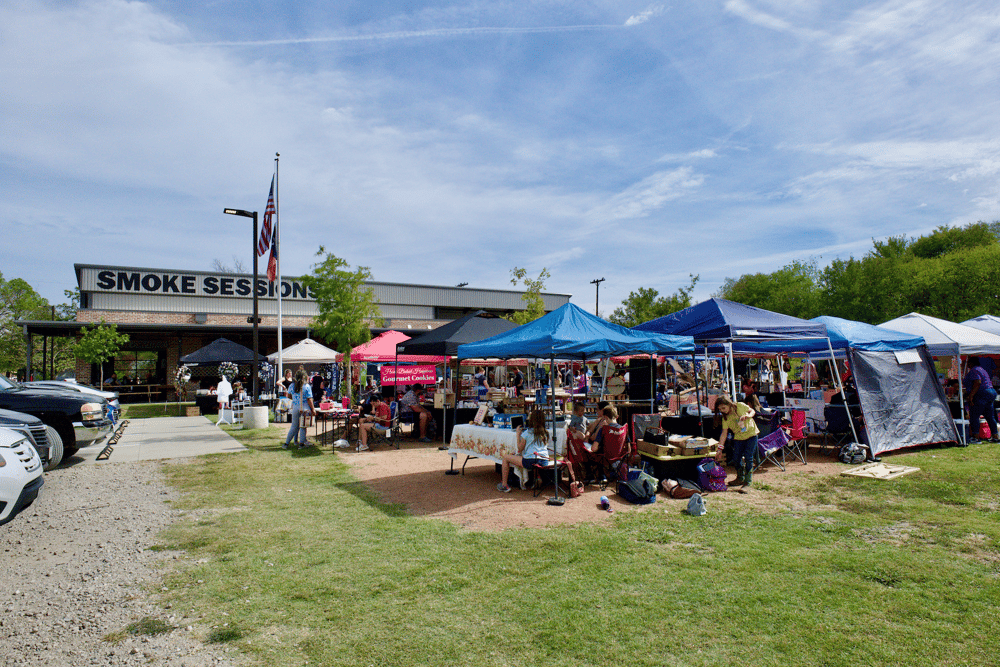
[394,311,521,446]
[180,337,256,366]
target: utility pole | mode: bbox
[590,277,606,317]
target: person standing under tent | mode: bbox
[964,357,999,444]
[283,369,314,449]
[714,395,759,488]
[512,367,526,396]
[475,366,490,400]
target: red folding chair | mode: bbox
[780,409,808,465]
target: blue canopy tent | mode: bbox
[633,299,864,446]
[456,303,695,504]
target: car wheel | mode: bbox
[44,425,64,470]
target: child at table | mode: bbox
[497,409,549,493]
[714,395,759,487]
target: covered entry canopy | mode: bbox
[180,337,255,366]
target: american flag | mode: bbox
[257,176,275,257]
[267,226,278,282]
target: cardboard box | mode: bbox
[637,439,680,457]
[186,406,200,417]
[434,391,456,409]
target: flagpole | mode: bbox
[275,153,283,387]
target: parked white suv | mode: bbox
[0,428,44,526]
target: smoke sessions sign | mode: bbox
[90,268,314,300]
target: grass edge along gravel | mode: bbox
[150,426,1000,667]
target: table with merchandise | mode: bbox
[448,424,567,487]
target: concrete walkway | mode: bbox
[74,416,247,464]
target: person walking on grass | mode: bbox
[714,395,759,488]
[284,369,315,450]
[497,409,549,493]
[964,357,999,444]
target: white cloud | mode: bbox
[625,5,666,27]
[593,168,705,222]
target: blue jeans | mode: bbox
[732,435,758,471]
[285,405,307,445]
[969,397,998,441]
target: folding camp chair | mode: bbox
[780,409,808,465]
[753,428,788,472]
[813,404,853,456]
[596,423,631,491]
[371,401,401,449]
[528,450,571,498]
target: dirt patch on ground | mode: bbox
[337,439,851,531]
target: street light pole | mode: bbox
[590,277,605,317]
[224,208,260,405]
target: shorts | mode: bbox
[373,424,389,432]
[521,457,548,468]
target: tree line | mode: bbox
[609,222,1000,326]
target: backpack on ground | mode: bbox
[617,468,657,504]
[697,458,728,492]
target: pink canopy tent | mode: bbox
[339,330,447,363]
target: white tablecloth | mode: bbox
[449,424,567,487]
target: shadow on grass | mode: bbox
[333,479,410,518]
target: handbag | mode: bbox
[685,494,707,516]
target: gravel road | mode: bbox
[1,460,240,667]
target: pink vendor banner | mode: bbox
[380,365,438,385]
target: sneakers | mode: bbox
[356,443,370,452]
[497,483,511,493]
[281,443,290,450]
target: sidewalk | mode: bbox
[73,416,247,464]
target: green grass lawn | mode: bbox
[149,427,1000,667]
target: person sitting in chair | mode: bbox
[588,405,629,481]
[400,384,433,443]
[497,409,550,493]
[357,395,391,452]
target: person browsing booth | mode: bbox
[400,383,433,443]
[714,395,759,487]
[497,409,550,493]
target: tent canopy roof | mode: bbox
[266,338,339,364]
[456,303,694,360]
[348,330,447,363]
[396,310,519,357]
[961,314,1000,337]
[880,312,1000,356]
[633,297,827,343]
[180,337,255,366]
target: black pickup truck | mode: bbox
[0,375,111,460]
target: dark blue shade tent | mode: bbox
[180,337,255,366]
[396,310,520,357]
[456,303,694,359]
[732,315,927,356]
[633,297,827,345]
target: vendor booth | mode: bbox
[881,312,1000,444]
[455,303,695,502]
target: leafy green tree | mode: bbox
[716,260,822,319]
[505,267,551,325]
[74,320,129,386]
[0,272,50,374]
[609,275,699,327]
[301,248,382,397]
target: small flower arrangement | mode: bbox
[174,365,191,385]
[218,361,239,381]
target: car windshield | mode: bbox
[0,376,18,390]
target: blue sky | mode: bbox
[4,1,999,315]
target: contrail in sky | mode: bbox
[191,24,630,47]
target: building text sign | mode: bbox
[83,267,314,301]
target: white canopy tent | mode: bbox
[266,338,340,365]
[962,315,1000,337]
[880,312,1000,444]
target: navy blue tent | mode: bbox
[633,297,827,345]
[456,303,694,359]
[396,310,519,357]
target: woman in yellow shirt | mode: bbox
[715,396,759,487]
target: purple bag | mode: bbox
[697,458,728,493]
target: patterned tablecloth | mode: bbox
[449,424,567,487]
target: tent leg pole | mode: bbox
[693,351,704,437]
[828,339,860,456]
[547,353,564,506]
[958,355,966,445]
